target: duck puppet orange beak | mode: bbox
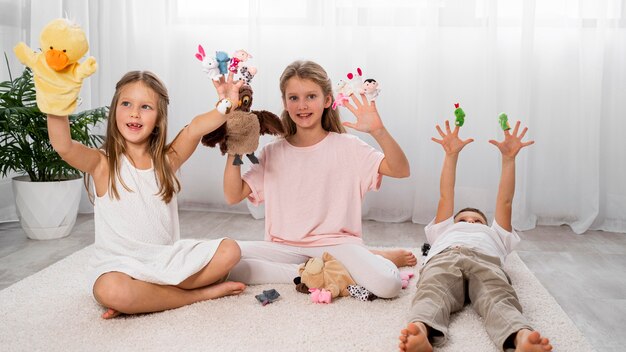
[45,49,70,71]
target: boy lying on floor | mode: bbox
[399,120,552,352]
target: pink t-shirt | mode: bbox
[243,132,384,246]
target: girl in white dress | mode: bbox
[47,70,246,318]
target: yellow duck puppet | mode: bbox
[14,18,97,116]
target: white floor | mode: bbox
[1,210,624,351]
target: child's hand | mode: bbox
[213,72,244,106]
[431,120,474,155]
[341,93,384,134]
[489,120,534,160]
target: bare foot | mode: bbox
[372,249,418,267]
[515,329,553,352]
[101,308,122,319]
[199,281,246,300]
[398,322,432,352]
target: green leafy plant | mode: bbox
[0,54,107,181]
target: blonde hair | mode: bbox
[278,60,345,137]
[101,70,180,203]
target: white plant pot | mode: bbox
[12,175,83,240]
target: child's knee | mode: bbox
[218,238,242,265]
[92,272,136,311]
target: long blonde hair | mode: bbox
[279,60,345,137]
[102,71,180,203]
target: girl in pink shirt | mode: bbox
[224,60,413,298]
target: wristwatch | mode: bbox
[216,98,233,115]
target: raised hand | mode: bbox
[341,93,384,134]
[489,121,534,160]
[213,72,244,105]
[431,120,474,155]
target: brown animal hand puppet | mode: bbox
[298,252,356,299]
[201,85,284,165]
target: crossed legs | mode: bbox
[93,238,245,319]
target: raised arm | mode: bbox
[489,121,534,231]
[223,155,252,205]
[168,72,243,172]
[47,114,106,177]
[431,120,474,224]
[342,94,410,178]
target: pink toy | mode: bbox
[229,49,252,73]
[332,79,352,110]
[309,288,332,304]
[195,45,221,81]
[400,271,414,289]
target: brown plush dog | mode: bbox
[298,252,356,299]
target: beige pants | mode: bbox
[408,246,532,351]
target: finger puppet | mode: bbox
[255,289,281,306]
[13,18,97,115]
[347,67,363,93]
[298,252,356,302]
[332,79,353,110]
[239,65,257,85]
[498,112,511,131]
[201,85,284,165]
[215,51,230,75]
[362,78,380,102]
[195,45,221,81]
[454,103,465,127]
[229,49,252,73]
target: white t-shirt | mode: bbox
[423,217,521,266]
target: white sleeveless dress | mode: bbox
[89,155,225,287]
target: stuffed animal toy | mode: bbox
[215,51,230,75]
[13,18,97,115]
[255,289,281,306]
[298,252,356,301]
[347,67,363,93]
[332,79,352,110]
[362,78,380,102]
[239,65,256,85]
[195,45,221,81]
[201,85,284,165]
[228,49,252,73]
[499,112,511,131]
[454,103,466,127]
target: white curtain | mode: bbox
[1,0,624,234]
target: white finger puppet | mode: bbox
[347,67,363,94]
[362,78,380,102]
[195,45,221,81]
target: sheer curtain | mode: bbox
[2,0,624,234]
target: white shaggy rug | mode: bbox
[0,246,594,352]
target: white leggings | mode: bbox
[229,241,402,298]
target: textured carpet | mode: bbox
[0,246,594,351]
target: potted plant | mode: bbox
[0,57,107,240]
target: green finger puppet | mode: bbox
[454,103,465,127]
[498,113,511,131]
